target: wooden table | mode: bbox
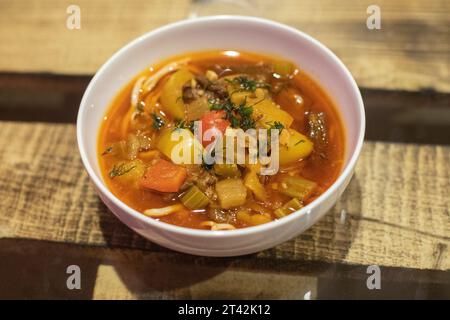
[0,0,449,299]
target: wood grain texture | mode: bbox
[3,239,448,299]
[0,121,448,270]
[1,0,449,92]
[1,73,449,144]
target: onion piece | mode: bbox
[143,204,184,217]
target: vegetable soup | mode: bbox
[98,50,345,230]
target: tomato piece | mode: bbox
[200,110,230,147]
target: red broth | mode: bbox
[98,50,345,230]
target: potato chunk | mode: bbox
[278,129,314,165]
[160,68,194,119]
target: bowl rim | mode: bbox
[77,15,365,238]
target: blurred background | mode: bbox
[1,0,449,143]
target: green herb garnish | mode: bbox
[237,104,253,117]
[229,116,240,128]
[173,119,195,132]
[109,163,136,179]
[226,76,270,92]
[151,113,165,130]
[236,102,255,130]
[267,121,285,133]
[102,146,113,156]
[209,98,255,130]
[210,99,235,114]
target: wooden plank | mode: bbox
[0,121,449,270]
[0,0,449,92]
[1,73,449,144]
[1,239,449,299]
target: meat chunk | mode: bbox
[185,165,218,201]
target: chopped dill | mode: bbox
[229,116,240,128]
[294,139,306,146]
[173,119,194,132]
[209,98,255,130]
[226,76,270,92]
[109,163,136,179]
[210,99,235,114]
[235,102,255,130]
[237,104,253,117]
[102,146,113,156]
[267,121,285,133]
[151,113,165,130]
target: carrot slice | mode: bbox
[140,159,187,192]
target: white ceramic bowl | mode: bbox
[77,16,365,256]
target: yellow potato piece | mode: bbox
[253,99,293,128]
[278,129,314,166]
[156,128,203,164]
[160,68,194,119]
[112,159,146,185]
[230,90,293,129]
[244,170,267,201]
[237,210,272,226]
